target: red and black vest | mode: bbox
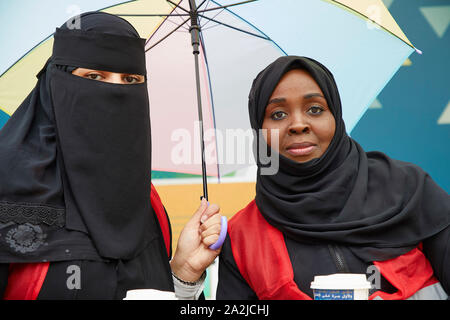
[228,200,447,300]
[3,183,170,300]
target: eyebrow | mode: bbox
[267,93,325,105]
[304,93,325,99]
[267,97,286,105]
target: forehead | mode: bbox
[272,69,323,95]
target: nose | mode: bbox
[110,73,124,84]
[288,113,310,135]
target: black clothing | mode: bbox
[36,235,172,299]
[0,12,173,297]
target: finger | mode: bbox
[191,197,208,223]
[200,213,221,231]
[201,223,222,239]
[200,203,220,224]
[202,234,220,247]
[209,216,227,250]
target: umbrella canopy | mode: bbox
[144,0,418,178]
[0,0,418,179]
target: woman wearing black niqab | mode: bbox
[0,12,223,299]
[217,56,450,300]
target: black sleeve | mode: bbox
[423,226,450,295]
[216,235,258,300]
[0,264,8,298]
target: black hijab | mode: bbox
[250,56,450,261]
[0,12,161,262]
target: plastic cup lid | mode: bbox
[310,273,372,290]
[123,289,178,300]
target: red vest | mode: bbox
[3,183,170,300]
[228,200,440,300]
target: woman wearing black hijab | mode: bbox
[216,56,450,300]
[0,12,222,299]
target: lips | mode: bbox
[286,142,317,156]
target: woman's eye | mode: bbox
[124,76,140,84]
[86,73,103,81]
[270,111,287,120]
[307,106,324,115]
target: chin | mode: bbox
[284,154,311,163]
[283,152,321,164]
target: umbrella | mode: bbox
[136,0,420,200]
[0,0,419,199]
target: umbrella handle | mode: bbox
[209,216,227,250]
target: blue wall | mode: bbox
[0,109,8,129]
[351,0,450,192]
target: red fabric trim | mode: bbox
[228,200,311,300]
[228,199,439,300]
[370,246,437,300]
[3,262,50,300]
[150,183,171,257]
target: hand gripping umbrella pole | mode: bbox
[187,0,228,251]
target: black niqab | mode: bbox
[0,12,161,262]
[250,56,450,261]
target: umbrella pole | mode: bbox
[188,0,208,201]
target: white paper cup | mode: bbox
[310,273,371,300]
[123,289,178,300]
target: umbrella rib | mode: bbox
[165,17,190,31]
[197,0,211,25]
[144,0,187,46]
[197,0,258,13]
[197,14,269,40]
[166,0,190,14]
[145,17,191,52]
[201,23,221,32]
[168,0,192,26]
[171,7,191,29]
[201,9,225,30]
[197,0,210,10]
[117,13,190,17]
[197,31,221,180]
